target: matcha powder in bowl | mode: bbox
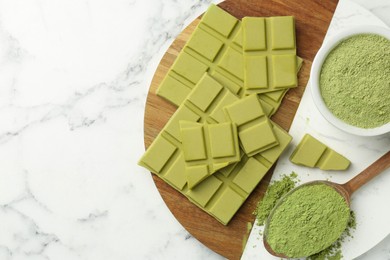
[319,34,390,129]
[310,27,390,135]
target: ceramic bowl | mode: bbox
[310,26,390,136]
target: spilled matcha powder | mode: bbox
[254,172,299,225]
[320,34,390,128]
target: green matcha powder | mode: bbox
[266,184,350,258]
[253,173,299,225]
[320,34,390,128]
[254,173,356,259]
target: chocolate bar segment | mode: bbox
[224,94,278,156]
[157,5,243,106]
[242,17,298,94]
[290,134,350,170]
[180,120,240,189]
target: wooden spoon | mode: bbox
[263,150,390,258]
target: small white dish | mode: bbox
[310,26,390,136]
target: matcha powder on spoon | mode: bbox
[265,183,350,258]
[320,34,390,128]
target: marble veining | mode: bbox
[0,0,388,259]
[0,0,224,259]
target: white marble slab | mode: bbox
[0,0,388,259]
[242,0,390,259]
[0,0,224,259]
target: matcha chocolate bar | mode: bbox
[157,4,243,106]
[290,134,350,170]
[156,4,301,116]
[139,73,292,224]
[242,16,298,95]
[180,120,240,189]
[224,94,278,157]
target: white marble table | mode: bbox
[0,0,388,259]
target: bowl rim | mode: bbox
[310,25,390,136]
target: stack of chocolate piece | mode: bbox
[139,4,302,225]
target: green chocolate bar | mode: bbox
[258,56,303,115]
[156,5,300,116]
[180,120,240,189]
[290,134,350,170]
[224,94,278,157]
[139,73,292,224]
[157,4,243,106]
[242,17,298,94]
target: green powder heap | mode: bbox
[254,173,356,259]
[320,34,390,128]
[253,172,299,225]
[308,211,356,260]
[266,184,350,258]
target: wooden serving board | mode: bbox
[143,0,338,259]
